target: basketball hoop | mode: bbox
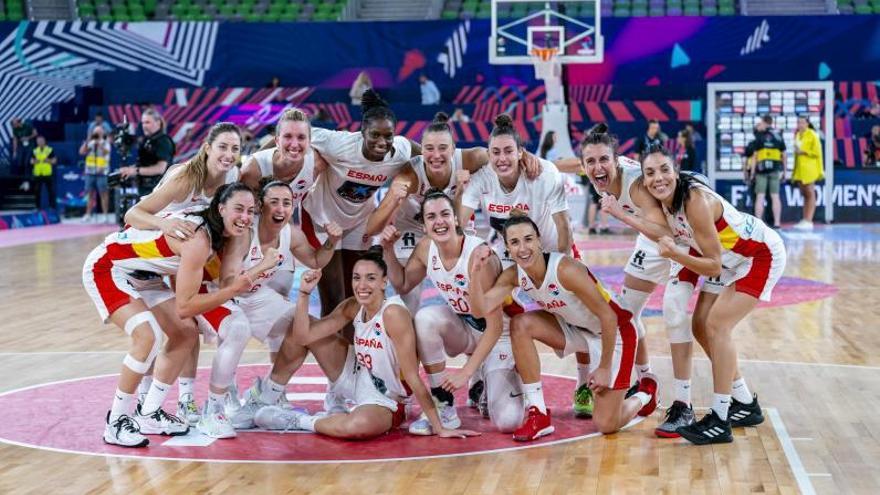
[530,47,558,62]
[531,47,562,104]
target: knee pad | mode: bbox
[620,287,651,338]
[123,311,162,374]
[662,280,694,344]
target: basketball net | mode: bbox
[531,47,563,104]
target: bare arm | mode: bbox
[137,161,168,176]
[385,305,479,438]
[292,270,359,346]
[460,147,488,173]
[290,223,341,269]
[661,192,722,277]
[557,258,619,389]
[175,233,249,318]
[239,156,263,191]
[365,168,417,236]
[551,211,572,254]
[554,157,585,174]
[380,230,428,294]
[601,183,674,241]
[468,245,517,318]
[124,176,199,240]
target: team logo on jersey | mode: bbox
[548,283,560,296]
[294,179,308,190]
[337,181,382,204]
[520,277,530,290]
[454,274,466,287]
[251,246,258,257]
[374,322,383,336]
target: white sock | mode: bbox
[632,391,651,408]
[299,414,318,432]
[674,379,692,405]
[141,379,171,414]
[636,363,652,380]
[522,382,547,414]
[178,377,195,400]
[731,377,753,404]
[260,377,286,404]
[712,394,731,421]
[427,371,447,389]
[110,389,135,422]
[207,391,226,412]
[576,364,590,388]
[137,375,153,396]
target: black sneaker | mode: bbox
[729,394,764,427]
[676,409,733,445]
[468,379,485,409]
[654,401,695,438]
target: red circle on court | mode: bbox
[0,364,617,463]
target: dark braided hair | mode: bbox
[361,89,397,129]
[489,114,522,149]
[196,182,257,253]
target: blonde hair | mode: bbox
[180,122,241,195]
[276,107,311,134]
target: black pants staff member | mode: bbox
[119,109,175,198]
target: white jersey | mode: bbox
[102,209,205,275]
[665,184,782,269]
[461,158,568,261]
[426,234,494,333]
[395,149,463,233]
[248,147,317,207]
[353,296,409,400]
[615,156,644,217]
[302,128,412,230]
[240,219,295,297]
[156,166,240,217]
[517,252,622,334]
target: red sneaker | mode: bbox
[513,406,554,442]
[637,374,658,417]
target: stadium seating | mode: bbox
[76,0,345,21]
[442,0,740,19]
[2,0,27,21]
[835,0,880,14]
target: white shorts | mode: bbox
[237,288,296,352]
[83,244,175,323]
[552,314,636,391]
[393,228,424,259]
[331,348,402,414]
[669,261,726,294]
[623,234,670,285]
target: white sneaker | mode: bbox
[254,405,309,432]
[224,383,242,418]
[133,404,190,436]
[177,393,201,426]
[323,389,349,415]
[408,401,461,436]
[230,379,271,430]
[197,401,236,439]
[81,214,92,223]
[793,220,814,231]
[103,412,149,448]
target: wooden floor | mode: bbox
[1,223,879,494]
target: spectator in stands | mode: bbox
[311,108,337,130]
[420,74,441,105]
[119,108,175,198]
[349,71,372,106]
[675,128,698,172]
[87,112,113,136]
[79,125,112,223]
[864,125,880,167]
[634,119,667,158]
[538,131,561,162]
[792,116,824,231]
[449,108,470,123]
[30,135,56,210]
[267,76,281,89]
[11,117,37,175]
[684,122,703,143]
[745,115,785,228]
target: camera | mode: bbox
[111,118,136,160]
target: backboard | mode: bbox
[489,0,604,65]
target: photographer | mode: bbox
[118,108,175,198]
[79,126,112,222]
